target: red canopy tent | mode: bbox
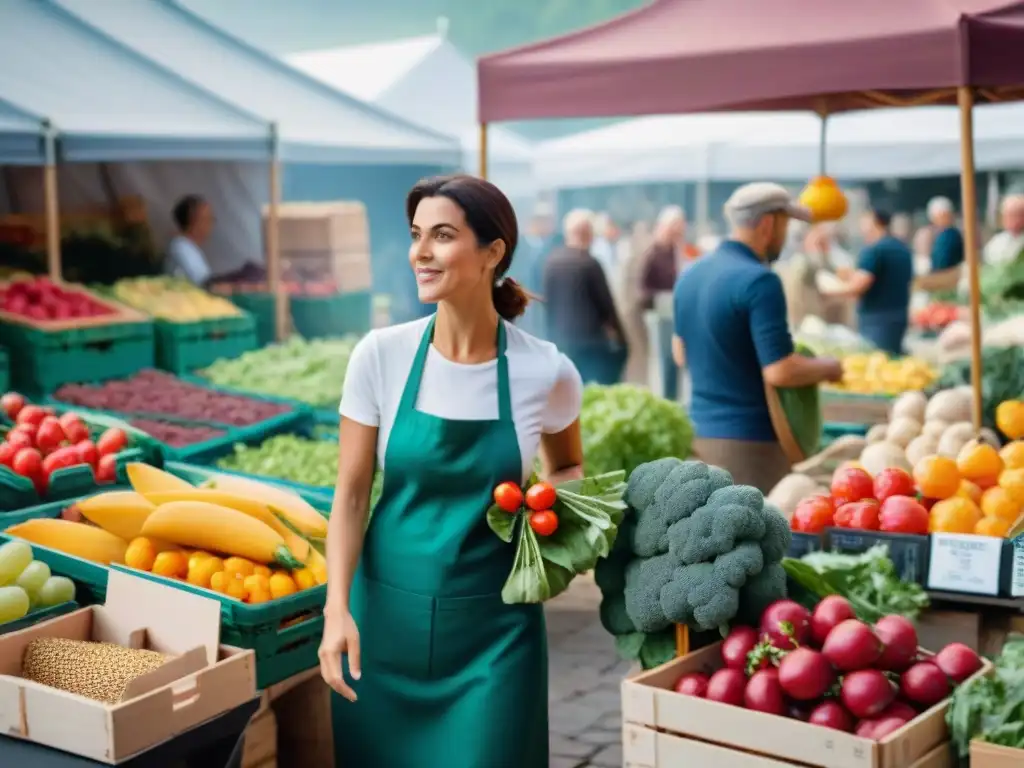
[477,0,1024,120]
[476,0,1024,437]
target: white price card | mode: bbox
[1012,543,1024,598]
[927,533,1003,596]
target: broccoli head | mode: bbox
[760,503,793,563]
[629,459,733,558]
[599,593,637,636]
[623,553,676,633]
[658,542,766,631]
[667,484,768,565]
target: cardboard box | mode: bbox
[970,740,1024,768]
[622,642,989,768]
[0,570,256,763]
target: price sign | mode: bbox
[927,534,1002,596]
[1012,543,1024,598]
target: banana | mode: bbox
[203,474,328,539]
[6,519,128,565]
[75,491,155,542]
[305,547,328,585]
[126,463,194,496]
[141,501,303,569]
[144,489,310,562]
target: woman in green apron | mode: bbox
[320,174,585,767]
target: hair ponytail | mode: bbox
[492,277,529,320]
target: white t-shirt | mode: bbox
[339,317,584,481]
[166,235,212,285]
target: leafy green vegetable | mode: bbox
[487,471,628,604]
[774,343,822,459]
[200,336,361,408]
[581,384,693,476]
[947,634,1024,758]
[782,545,929,623]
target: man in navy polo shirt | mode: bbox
[831,208,914,355]
[673,183,843,492]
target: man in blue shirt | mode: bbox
[832,208,914,355]
[673,183,843,492]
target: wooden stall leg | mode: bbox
[267,124,287,342]
[675,623,690,657]
[479,122,488,180]
[956,86,984,432]
[43,125,61,281]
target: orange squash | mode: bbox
[798,176,848,223]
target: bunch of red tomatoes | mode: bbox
[492,480,559,536]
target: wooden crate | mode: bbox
[0,196,148,252]
[624,726,955,768]
[820,391,894,426]
[241,670,333,768]
[621,642,990,768]
[0,280,150,332]
[970,740,1024,768]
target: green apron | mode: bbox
[332,316,548,768]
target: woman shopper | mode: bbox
[320,174,585,768]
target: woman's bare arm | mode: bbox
[539,419,585,484]
[326,417,379,615]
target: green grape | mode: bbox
[0,586,30,624]
[15,560,51,597]
[0,541,33,586]
[37,576,76,607]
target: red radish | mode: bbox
[855,719,878,738]
[15,405,45,428]
[744,669,785,715]
[822,620,883,671]
[879,701,918,722]
[760,600,811,650]
[6,429,33,451]
[934,643,982,684]
[95,454,117,484]
[778,648,836,700]
[0,392,25,419]
[721,626,760,671]
[673,673,709,697]
[900,662,950,707]
[705,668,746,707]
[811,595,856,646]
[808,700,854,732]
[868,716,910,741]
[0,442,16,467]
[11,447,42,479]
[874,615,919,672]
[59,414,90,445]
[42,446,79,476]
[840,669,896,719]
[14,421,38,442]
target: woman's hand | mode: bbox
[319,609,361,702]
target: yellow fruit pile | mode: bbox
[828,353,937,396]
[4,464,329,605]
[917,438,1024,537]
[112,277,241,321]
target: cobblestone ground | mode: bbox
[545,574,631,768]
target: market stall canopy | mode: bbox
[0,96,44,166]
[288,34,536,191]
[536,103,1024,188]
[0,0,270,162]
[54,0,462,167]
[477,0,1024,122]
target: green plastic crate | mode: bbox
[0,346,8,393]
[0,601,79,635]
[0,318,155,396]
[154,314,258,374]
[291,291,371,339]
[227,292,276,347]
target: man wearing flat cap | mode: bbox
[672,182,843,492]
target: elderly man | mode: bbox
[543,209,626,384]
[672,183,843,492]
[914,196,964,293]
[984,193,1024,266]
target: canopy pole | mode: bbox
[267,123,286,341]
[479,122,488,180]
[817,108,829,176]
[42,123,61,281]
[956,86,984,432]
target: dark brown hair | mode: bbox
[405,174,528,320]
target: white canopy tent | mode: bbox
[535,104,1024,189]
[0,97,45,167]
[287,34,537,198]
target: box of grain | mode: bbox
[263,202,373,292]
[0,570,256,763]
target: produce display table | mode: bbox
[0,697,260,768]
